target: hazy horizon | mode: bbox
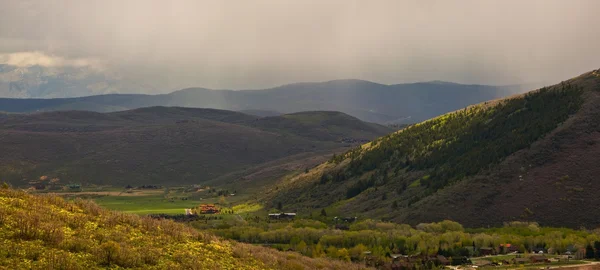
[1,0,599,94]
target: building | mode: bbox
[66,184,81,190]
[499,243,519,253]
[479,247,494,256]
[185,208,193,215]
[199,204,219,214]
[450,256,471,266]
[436,255,450,266]
[340,216,357,222]
[268,213,296,220]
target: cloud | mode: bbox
[1,0,599,91]
[0,51,103,69]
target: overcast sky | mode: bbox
[1,0,599,91]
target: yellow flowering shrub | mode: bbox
[0,188,368,269]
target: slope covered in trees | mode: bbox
[0,186,367,269]
[263,69,600,228]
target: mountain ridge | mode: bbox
[0,79,524,124]
[0,107,392,186]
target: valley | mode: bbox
[2,1,599,269]
[6,69,599,269]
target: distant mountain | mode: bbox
[260,69,600,228]
[0,77,525,124]
[238,109,282,117]
[0,107,391,186]
[0,64,157,98]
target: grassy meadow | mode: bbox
[34,186,252,215]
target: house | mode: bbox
[436,255,450,266]
[530,255,549,263]
[511,257,529,265]
[333,216,358,223]
[479,247,494,256]
[268,213,296,220]
[390,254,404,260]
[199,204,219,214]
[185,208,193,215]
[499,243,519,253]
[341,216,357,222]
[67,184,81,190]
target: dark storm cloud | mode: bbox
[1,0,599,91]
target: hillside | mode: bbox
[0,187,368,269]
[262,69,600,228]
[0,79,524,124]
[0,107,391,186]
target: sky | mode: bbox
[1,0,599,92]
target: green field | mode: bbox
[93,195,201,215]
[43,186,251,215]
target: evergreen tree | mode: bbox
[320,208,327,217]
[586,244,595,259]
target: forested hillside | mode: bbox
[0,107,391,186]
[263,69,600,228]
[0,186,368,269]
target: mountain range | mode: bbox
[0,65,527,124]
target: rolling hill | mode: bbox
[0,107,391,186]
[261,69,600,228]
[0,186,368,269]
[0,79,524,124]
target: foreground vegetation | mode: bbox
[0,186,367,269]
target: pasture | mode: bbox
[37,186,251,215]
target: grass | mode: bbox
[47,187,254,215]
[93,195,201,215]
[232,203,264,214]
